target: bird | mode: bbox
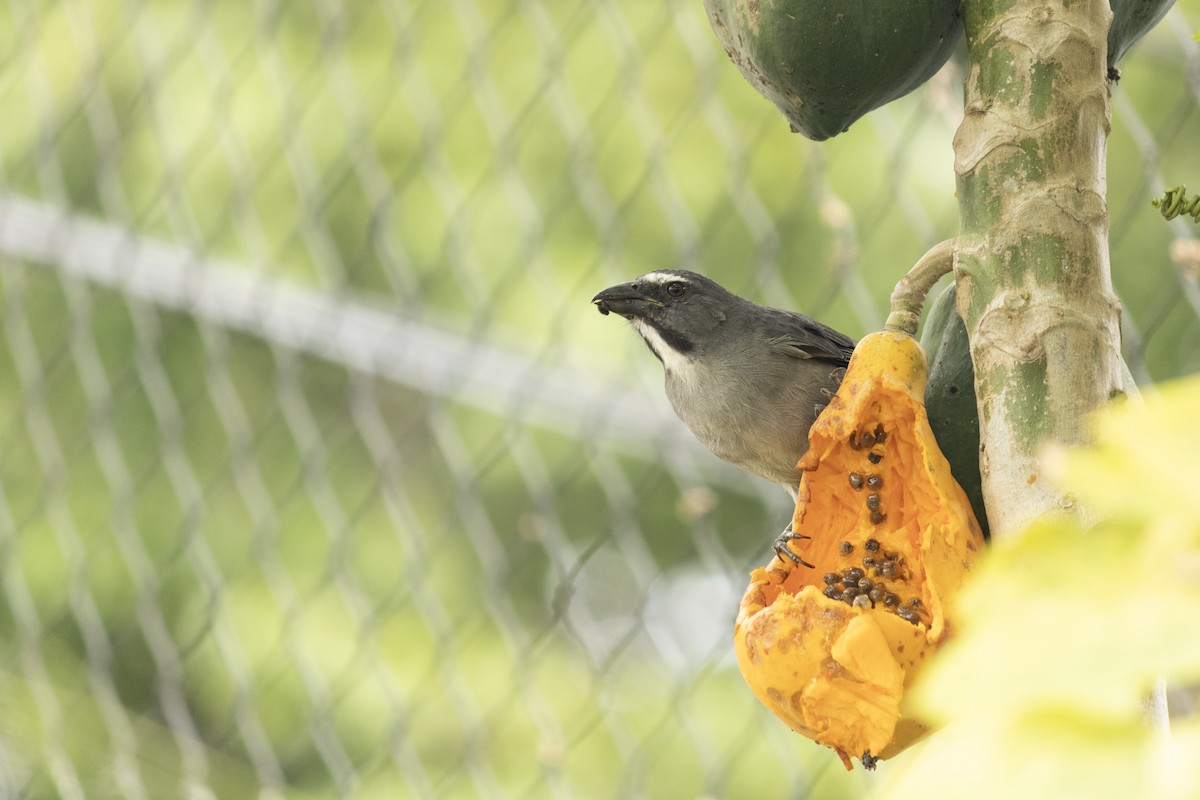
[592,269,857,564]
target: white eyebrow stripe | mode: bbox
[640,271,685,285]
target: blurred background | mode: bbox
[0,1,1197,797]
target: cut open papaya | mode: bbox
[734,329,985,769]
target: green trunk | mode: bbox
[953,0,1124,537]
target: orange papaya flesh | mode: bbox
[734,330,985,770]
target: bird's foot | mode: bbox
[772,523,814,568]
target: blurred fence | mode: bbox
[0,1,1198,798]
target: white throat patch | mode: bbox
[631,318,696,382]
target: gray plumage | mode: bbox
[593,269,855,494]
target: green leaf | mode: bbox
[1044,374,1200,534]
[878,374,1200,800]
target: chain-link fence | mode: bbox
[0,1,1197,798]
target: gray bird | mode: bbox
[593,269,856,562]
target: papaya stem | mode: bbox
[884,239,956,337]
[955,0,1120,539]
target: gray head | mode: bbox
[591,269,747,365]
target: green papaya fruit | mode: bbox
[1109,0,1175,68]
[703,0,962,140]
[920,283,989,540]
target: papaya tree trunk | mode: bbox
[953,0,1123,538]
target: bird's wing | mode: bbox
[762,309,856,366]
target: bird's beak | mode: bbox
[592,282,660,318]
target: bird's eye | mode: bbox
[665,281,686,298]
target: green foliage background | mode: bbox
[0,0,1196,797]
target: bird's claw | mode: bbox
[773,523,814,569]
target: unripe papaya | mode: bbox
[1109,0,1175,68]
[919,283,988,540]
[703,0,962,140]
